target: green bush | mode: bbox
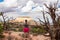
[0,25,3,34]
[0,25,4,38]
[38,28,46,34]
[13,29,18,32]
[0,35,5,38]
[31,27,46,34]
[18,27,23,32]
[31,28,38,33]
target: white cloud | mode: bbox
[21,0,35,12]
[21,0,43,12]
[4,0,17,7]
[0,0,17,7]
[32,6,43,12]
[26,0,35,6]
[21,6,32,12]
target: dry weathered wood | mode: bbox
[38,0,60,40]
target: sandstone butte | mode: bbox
[9,16,40,26]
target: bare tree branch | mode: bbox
[37,18,44,24]
[45,11,51,16]
[42,9,47,23]
[33,20,39,26]
[54,0,59,10]
[44,3,50,9]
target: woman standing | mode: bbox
[23,20,30,39]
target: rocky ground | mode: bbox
[2,31,50,40]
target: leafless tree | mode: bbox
[38,0,60,40]
[0,12,7,30]
[0,12,16,30]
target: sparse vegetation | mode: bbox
[31,26,46,34]
[0,24,5,39]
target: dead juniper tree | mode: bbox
[0,12,15,31]
[0,12,7,30]
[38,0,60,40]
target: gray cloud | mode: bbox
[0,6,20,13]
[17,0,59,6]
[0,0,60,22]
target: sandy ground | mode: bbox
[3,31,51,40]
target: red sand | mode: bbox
[3,32,50,40]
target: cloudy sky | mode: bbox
[0,0,60,23]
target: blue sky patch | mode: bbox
[0,0,4,2]
[32,7,36,9]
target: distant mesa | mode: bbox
[9,16,39,26]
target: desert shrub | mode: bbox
[11,28,17,32]
[13,29,17,32]
[31,27,46,34]
[0,25,5,38]
[18,27,23,32]
[0,35,5,38]
[0,26,3,33]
